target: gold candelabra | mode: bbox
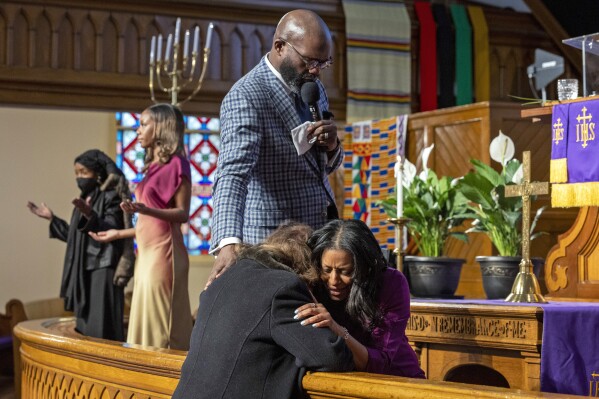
[148,18,214,106]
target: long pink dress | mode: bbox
[127,154,192,350]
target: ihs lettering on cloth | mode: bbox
[552,117,564,145]
[576,106,596,148]
[505,151,549,303]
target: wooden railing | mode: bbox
[14,317,581,399]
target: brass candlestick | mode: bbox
[505,151,549,303]
[148,18,214,106]
[388,217,410,273]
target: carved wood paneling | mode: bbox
[0,0,345,117]
[545,207,599,298]
[406,301,543,391]
[0,0,580,117]
[16,317,577,399]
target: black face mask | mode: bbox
[76,177,98,195]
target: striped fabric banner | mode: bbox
[342,0,411,123]
[451,4,473,105]
[343,115,408,250]
[468,6,490,102]
[415,1,438,111]
[433,3,455,108]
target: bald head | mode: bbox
[269,9,333,91]
[273,9,332,52]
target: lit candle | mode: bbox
[174,18,181,45]
[396,155,403,217]
[193,26,200,54]
[183,30,190,58]
[205,23,214,50]
[157,34,163,62]
[165,34,173,62]
[149,36,156,64]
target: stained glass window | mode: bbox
[115,112,220,255]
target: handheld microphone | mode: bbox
[301,81,322,121]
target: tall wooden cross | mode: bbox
[504,151,549,302]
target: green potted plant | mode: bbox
[376,145,469,297]
[456,131,546,299]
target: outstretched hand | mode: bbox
[89,229,119,243]
[72,197,93,218]
[120,199,148,214]
[205,245,237,290]
[26,201,53,220]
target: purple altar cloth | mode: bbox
[412,299,599,395]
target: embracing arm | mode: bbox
[295,302,368,371]
[271,280,354,372]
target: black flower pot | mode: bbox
[404,256,465,298]
[476,256,544,299]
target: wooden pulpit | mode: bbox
[522,102,599,299]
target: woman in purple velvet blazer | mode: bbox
[295,219,425,378]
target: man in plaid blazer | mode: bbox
[207,9,343,286]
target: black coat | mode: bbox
[50,188,125,340]
[172,256,354,399]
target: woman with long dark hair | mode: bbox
[295,219,425,378]
[90,103,192,350]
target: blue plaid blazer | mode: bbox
[210,56,342,247]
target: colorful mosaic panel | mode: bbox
[115,112,220,255]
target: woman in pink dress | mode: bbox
[90,103,192,350]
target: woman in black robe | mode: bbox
[27,149,134,341]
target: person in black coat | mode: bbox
[27,149,134,341]
[172,223,353,399]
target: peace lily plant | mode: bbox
[376,145,469,257]
[456,131,546,256]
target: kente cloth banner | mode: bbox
[552,98,599,207]
[343,115,408,250]
[342,0,411,123]
[550,103,569,184]
[412,299,599,396]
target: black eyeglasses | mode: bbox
[279,38,333,70]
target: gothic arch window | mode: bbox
[247,31,263,73]
[115,111,220,255]
[206,27,221,80]
[13,10,29,66]
[0,12,6,65]
[123,19,140,74]
[34,12,51,67]
[229,29,243,81]
[80,16,96,71]
[57,14,74,69]
[102,17,118,72]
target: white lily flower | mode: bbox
[419,144,435,180]
[451,176,462,187]
[402,158,417,187]
[489,130,515,166]
[512,164,523,184]
[491,188,499,203]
